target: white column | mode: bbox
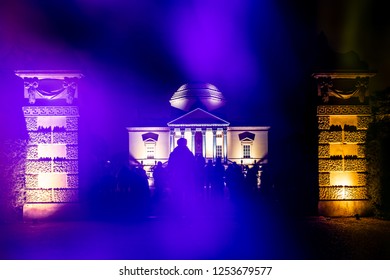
[202,130,206,158]
[191,129,195,154]
[169,129,174,152]
[212,129,216,161]
[223,128,228,163]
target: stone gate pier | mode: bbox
[15,70,83,220]
[313,71,375,216]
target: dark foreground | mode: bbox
[1,199,390,260]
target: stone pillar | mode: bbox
[223,128,228,163]
[202,130,206,158]
[212,129,217,161]
[15,70,83,220]
[191,129,195,153]
[169,129,174,152]
[313,72,375,216]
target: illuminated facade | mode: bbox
[127,83,270,179]
[15,70,83,220]
[313,72,375,216]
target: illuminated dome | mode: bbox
[169,83,226,111]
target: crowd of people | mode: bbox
[88,138,274,219]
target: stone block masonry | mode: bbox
[16,71,83,220]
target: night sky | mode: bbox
[1,0,390,201]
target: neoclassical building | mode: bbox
[127,83,270,178]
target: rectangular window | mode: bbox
[216,132,223,145]
[146,144,155,159]
[216,145,222,158]
[243,144,251,158]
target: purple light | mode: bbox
[1,1,305,259]
[167,0,259,90]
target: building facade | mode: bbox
[127,83,270,181]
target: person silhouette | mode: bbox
[212,157,225,200]
[204,159,214,200]
[245,163,260,198]
[194,154,206,198]
[167,137,196,208]
[153,161,166,200]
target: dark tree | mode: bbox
[366,88,390,217]
[0,138,27,222]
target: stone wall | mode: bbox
[317,105,371,215]
[22,106,81,219]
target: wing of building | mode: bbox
[126,83,270,179]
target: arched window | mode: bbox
[142,132,159,159]
[239,131,255,159]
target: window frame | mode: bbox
[144,140,156,159]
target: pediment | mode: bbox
[239,131,255,141]
[142,132,159,141]
[168,108,229,127]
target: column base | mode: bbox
[318,200,373,217]
[23,203,84,221]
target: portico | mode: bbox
[168,108,229,162]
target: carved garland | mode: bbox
[318,77,369,103]
[24,78,79,104]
